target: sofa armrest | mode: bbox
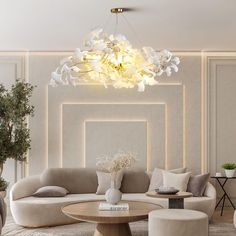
[203,182,216,199]
[10,175,42,201]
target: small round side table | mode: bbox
[145,191,193,209]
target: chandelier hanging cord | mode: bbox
[121,13,143,48]
[111,8,142,47]
[114,13,119,36]
[101,14,113,32]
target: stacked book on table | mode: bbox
[99,203,129,211]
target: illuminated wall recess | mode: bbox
[61,103,168,171]
[45,80,184,173]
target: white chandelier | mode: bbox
[50,8,180,92]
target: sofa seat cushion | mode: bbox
[10,194,105,228]
[14,194,105,204]
[11,193,215,228]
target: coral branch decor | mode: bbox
[96,151,137,174]
[50,8,180,92]
[50,28,180,92]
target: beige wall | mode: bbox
[0,52,236,201]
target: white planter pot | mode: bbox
[105,188,122,205]
[225,169,235,178]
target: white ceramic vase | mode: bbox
[225,169,235,178]
[105,177,122,205]
[105,188,122,205]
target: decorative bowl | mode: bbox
[155,187,179,195]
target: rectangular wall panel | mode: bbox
[62,103,166,170]
[208,57,236,204]
[85,121,147,168]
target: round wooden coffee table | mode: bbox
[62,200,162,236]
[146,191,192,209]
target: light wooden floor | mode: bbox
[211,207,234,224]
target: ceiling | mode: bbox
[0,0,236,51]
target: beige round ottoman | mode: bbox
[149,209,208,236]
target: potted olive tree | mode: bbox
[222,163,236,178]
[0,80,34,196]
[0,177,9,198]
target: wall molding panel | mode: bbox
[1,51,236,187]
[207,56,236,201]
[62,103,167,171]
[84,120,148,169]
[48,85,183,172]
[207,57,236,173]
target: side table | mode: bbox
[145,191,193,209]
[211,176,236,216]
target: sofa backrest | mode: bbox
[40,168,98,193]
[121,169,150,193]
[40,168,150,194]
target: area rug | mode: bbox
[2,216,236,236]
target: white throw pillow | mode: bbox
[148,167,187,191]
[96,171,123,195]
[162,171,191,191]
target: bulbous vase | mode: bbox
[105,187,122,205]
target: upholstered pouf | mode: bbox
[234,210,236,228]
[149,209,208,236]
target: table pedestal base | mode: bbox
[169,198,184,209]
[94,223,132,236]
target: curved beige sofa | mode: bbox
[10,168,216,228]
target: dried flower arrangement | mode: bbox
[96,151,137,174]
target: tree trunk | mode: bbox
[0,162,3,177]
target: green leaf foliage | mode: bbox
[0,80,34,163]
[222,163,236,170]
[0,177,9,191]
